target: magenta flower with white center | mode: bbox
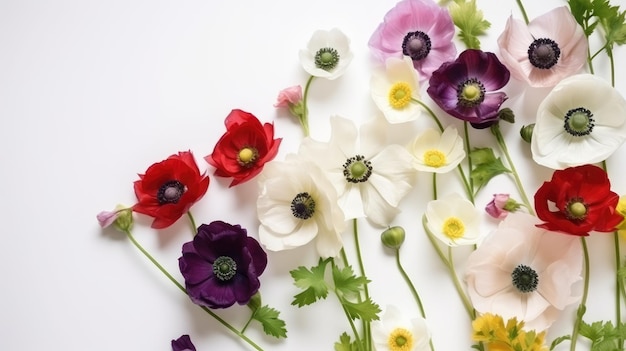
[497,6,588,88]
[368,0,456,82]
[427,49,510,129]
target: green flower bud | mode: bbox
[113,207,134,232]
[520,124,534,143]
[381,226,406,249]
[498,108,515,124]
[247,291,262,312]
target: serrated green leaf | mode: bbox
[251,305,287,338]
[448,0,491,49]
[334,332,359,351]
[332,265,369,298]
[342,298,381,322]
[470,158,510,191]
[290,258,330,307]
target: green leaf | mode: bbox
[251,305,287,338]
[290,258,330,307]
[448,0,491,49]
[579,320,626,350]
[332,265,369,298]
[334,332,359,351]
[342,298,381,322]
[469,148,510,190]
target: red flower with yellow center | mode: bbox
[132,151,209,229]
[534,164,623,236]
[205,109,281,187]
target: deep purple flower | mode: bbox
[427,49,510,129]
[179,221,267,309]
[368,0,456,82]
[171,335,196,351]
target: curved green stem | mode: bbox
[395,249,435,351]
[123,229,264,351]
[515,0,530,25]
[187,211,197,235]
[570,237,590,351]
[351,219,372,351]
[491,124,534,215]
[421,215,475,320]
[413,98,444,132]
[464,122,475,203]
[300,75,315,137]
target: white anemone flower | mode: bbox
[424,192,482,246]
[407,126,465,173]
[370,56,422,124]
[298,116,415,226]
[531,74,626,169]
[257,154,346,258]
[299,28,353,80]
[371,305,430,351]
[465,212,582,331]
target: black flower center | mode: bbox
[314,47,340,71]
[212,256,237,281]
[511,264,539,293]
[456,78,486,108]
[157,180,185,205]
[566,198,588,220]
[528,38,561,69]
[343,155,373,183]
[402,31,432,61]
[564,107,594,136]
[291,192,316,220]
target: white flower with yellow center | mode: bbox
[257,154,346,258]
[407,126,465,173]
[370,56,422,124]
[299,28,353,80]
[425,192,482,246]
[372,305,430,351]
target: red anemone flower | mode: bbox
[534,164,622,236]
[133,151,209,229]
[205,109,281,187]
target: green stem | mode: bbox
[464,122,475,203]
[515,0,530,25]
[608,48,615,88]
[615,231,623,349]
[491,124,534,215]
[432,173,438,200]
[241,313,254,334]
[352,218,372,351]
[187,211,197,235]
[395,249,436,351]
[413,98,444,132]
[332,259,366,351]
[300,75,315,137]
[570,237,590,351]
[421,215,475,320]
[123,229,264,351]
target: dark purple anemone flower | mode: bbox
[179,221,267,309]
[171,334,196,351]
[427,49,510,129]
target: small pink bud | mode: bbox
[273,85,303,108]
[485,194,510,219]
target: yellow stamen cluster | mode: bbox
[237,147,258,166]
[423,149,447,168]
[472,313,548,351]
[387,328,414,351]
[442,217,465,240]
[388,82,412,109]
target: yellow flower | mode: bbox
[472,313,548,351]
[471,313,507,343]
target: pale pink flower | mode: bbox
[485,194,521,220]
[273,85,303,108]
[497,6,588,87]
[97,210,120,228]
[465,212,582,331]
[368,0,456,82]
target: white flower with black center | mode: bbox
[298,116,415,226]
[531,74,626,169]
[299,28,353,80]
[257,155,346,258]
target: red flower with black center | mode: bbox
[133,151,209,229]
[534,164,623,236]
[205,109,281,187]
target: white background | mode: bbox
[2,0,626,350]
